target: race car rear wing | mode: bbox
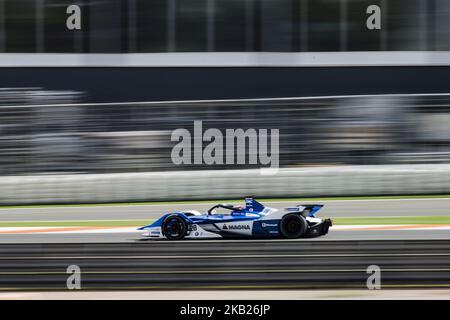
[245,196,265,212]
[283,204,324,217]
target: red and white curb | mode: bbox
[0,226,140,234]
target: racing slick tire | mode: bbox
[162,214,188,240]
[279,214,308,239]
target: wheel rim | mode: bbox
[281,215,305,238]
[285,216,301,234]
[164,218,184,238]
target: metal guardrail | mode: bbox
[0,164,449,205]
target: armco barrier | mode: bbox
[0,164,449,205]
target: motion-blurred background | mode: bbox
[0,0,450,204]
[1,0,449,52]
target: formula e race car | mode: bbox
[138,196,332,240]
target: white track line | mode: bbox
[1,253,450,260]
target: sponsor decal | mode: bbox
[222,224,250,230]
[262,222,278,228]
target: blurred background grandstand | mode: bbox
[1,92,450,176]
[1,0,450,202]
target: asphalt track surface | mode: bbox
[1,198,450,221]
[1,240,450,291]
[0,198,449,291]
[0,198,449,243]
[0,229,450,244]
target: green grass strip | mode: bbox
[1,194,450,209]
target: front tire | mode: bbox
[279,214,308,239]
[162,215,187,240]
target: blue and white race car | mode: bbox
[138,197,332,240]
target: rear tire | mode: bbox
[162,215,187,240]
[279,214,308,239]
